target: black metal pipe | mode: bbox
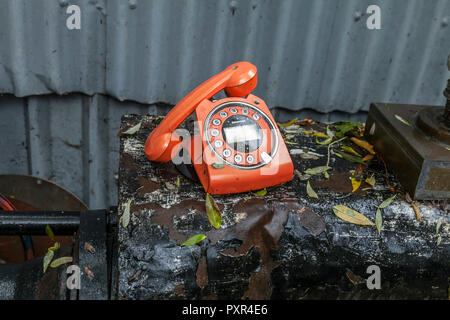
[0,211,81,235]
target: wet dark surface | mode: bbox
[118,114,449,300]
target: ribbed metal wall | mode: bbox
[1,0,449,208]
[1,0,449,112]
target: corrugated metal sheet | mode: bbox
[1,0,449,113]
[0,94,366,208]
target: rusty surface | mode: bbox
[0,175,86,263]
[117,114,449,300]
[365,103,450,199]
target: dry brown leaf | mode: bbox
[350,137,375,155]
[362,154,374,162]
[411,202,422,222]
[84,242,96,254]
[85,265,94,280]
[346,269,365,285]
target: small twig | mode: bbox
[326,137,347,168]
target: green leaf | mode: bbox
[306,181,318,199]
[323,170,330,179]
[365,174,376,187]
[304,166,331,175]
[351,177,362,193]
[334,151,367,165]
[45,225,55,242]
[165,182,176,189]
[285,141,299,145]
[375,208,382,235]
[212,162,225,169]
[277,117,298,127]
[48,242,60,251]
[205,193,222,229]
[299,153,320,160]
[335,122,361,137]
[394,115,411,127]
[253,188,267,196]
[176,176,180,187]
[121,121,142,135]
[378,195,396,209]
[316,136,333,145]
[50,256,73,268]
[181,234,207,247]
[436,216,445,234]
[43,250,54,273]
[122,198,132,228]
[341,146,361,157]
[326,126,335,138]
[332,205,375,226]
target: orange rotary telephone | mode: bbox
[144,61,294,195]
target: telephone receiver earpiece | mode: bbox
[145,62,257,162]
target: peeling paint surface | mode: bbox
[118,114,449,299]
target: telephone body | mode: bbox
[145,62,294,195]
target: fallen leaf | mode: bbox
[48,242,60,251]
[253,188,267,196]
[284,134,295,140]
[365,174,376,187]
[45,225,55,242]
[205,193,222,229]
[316,136,333,145]
[332,205,375,226]
[294,169,311,181]
[181,234,206,247]
[394,114,411,127]
[304,166,331,175]
[334,151,367,165]
[277,117,298,127]
[121,121,142,135]
[323,170,330,179]
[411,202,422,222]
[85,265,94,280]
[176,176,181,187]
[350,137,375,155]
[436,216,445,234]
[437,235,442,246]
[300,153,320,160]
[122,198,132,228]
[84,242,96,254]
[165,182,176,189]
[306,181,318,199]
[303,131,329,138]
[342,146,361,157]
[43,250,54,273]
[334,122,362,137]
[50,256,73,268]
[379,195,396,209]
[346,269,364,285]
[362,154,374,162]
[351,177,362,192]
[375,208,382,234]
[285,141,299,145]
[326,126,335,138]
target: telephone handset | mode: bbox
[145,62,294,195]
